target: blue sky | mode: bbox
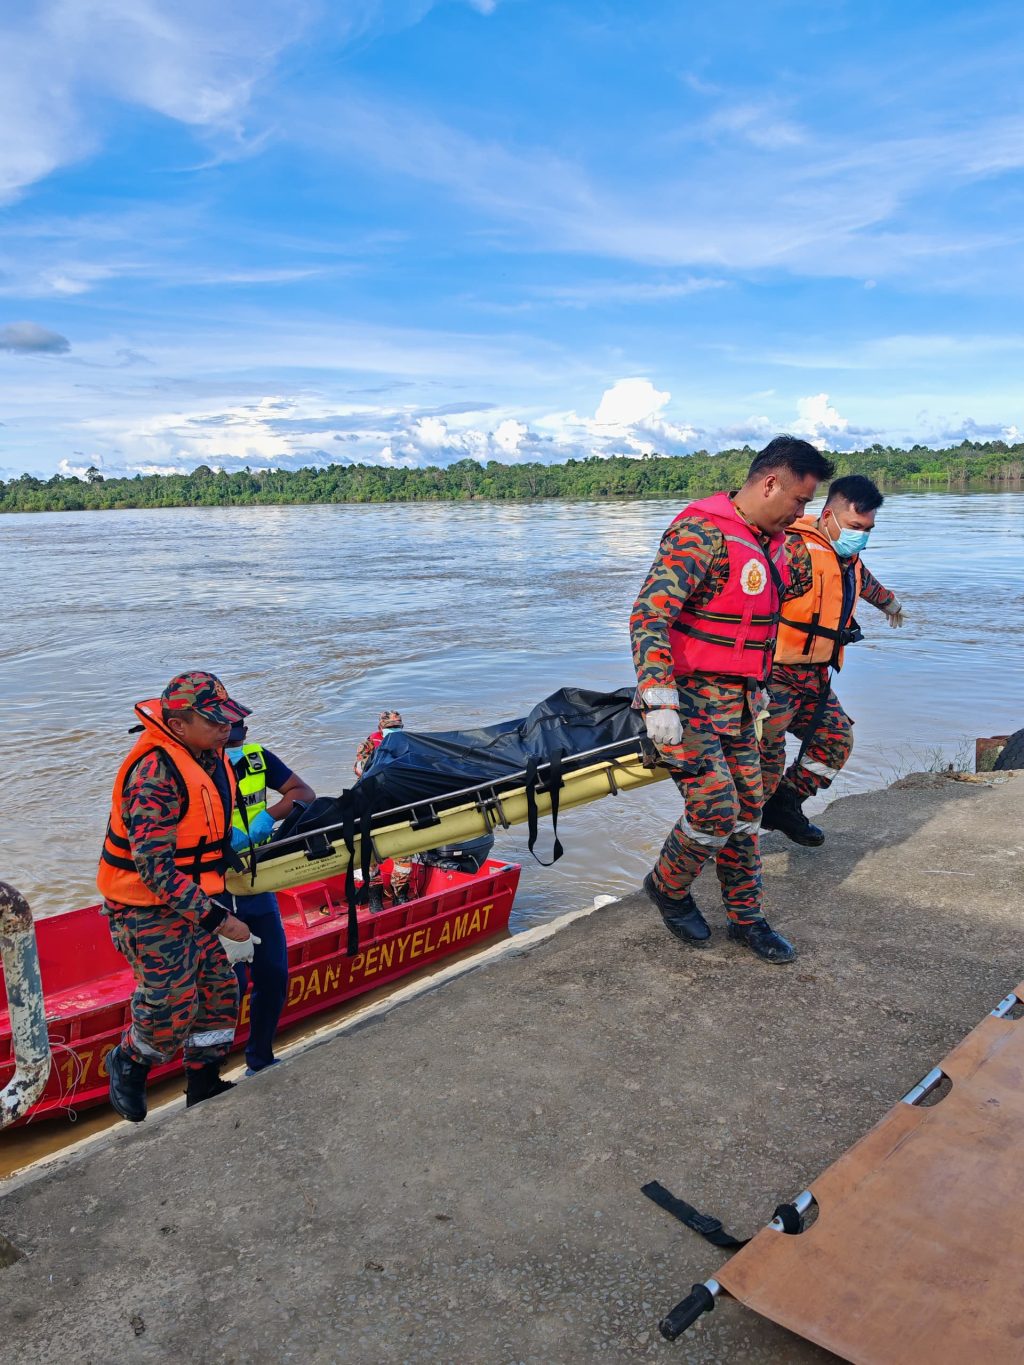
[2,0,1023,477]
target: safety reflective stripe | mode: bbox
[732,817,762,835]
[232,743,269,833]
[186,1029,235,1048]
[129,1028,169,1062]
[721,532,765,551]
[800,757,840,778]
[680,806,730,847]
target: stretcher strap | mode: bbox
[641,1181,749,1250]
[642,1181,805,1246]
[342,802,358,957]
[524,750,565,866]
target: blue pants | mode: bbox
[231,893,288,1072]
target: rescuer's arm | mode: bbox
[353,734,375,777]
[859,563,905,626]
[267,772,315,818]
[782,533,814,600]
[262,750,315,820]
[122,752,229,931]
[630,517,722,726]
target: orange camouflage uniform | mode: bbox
[631,509,812,922]
[760,538,896,802]
[104,749,238,1071]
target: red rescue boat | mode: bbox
[0,857,520,1126]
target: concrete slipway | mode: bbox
[1,770,1022,1364]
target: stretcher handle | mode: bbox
[658,1280,718,1341]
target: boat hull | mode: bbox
[0,859,519,1125]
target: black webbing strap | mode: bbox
[763,545,787,606]
[642,1180,805,1246]
[359,800,374,928]
[795,670,834,766]
[524,751,565,867]
[342,801,359,957]
[641,1181,749,1250]
[231,778,258,886]
[779,612,843,644]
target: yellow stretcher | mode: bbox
[227,741,671,897]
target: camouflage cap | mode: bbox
[161,671,252,725]
[379,710,403,729]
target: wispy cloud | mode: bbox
[0,0,495,204]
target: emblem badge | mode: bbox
[740,558,766,595]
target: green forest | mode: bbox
[2,441,1023,513]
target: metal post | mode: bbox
[0,882,51,1128]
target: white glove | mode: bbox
[218,931,261,965]
[640,686,683,748]
[885,598,906,628]
[644,709,684,747]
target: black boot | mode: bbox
[761,786,825,847]
[643,873,711,945]
[368,882,385,914]
[727,919,796,964]
[185,1063,236,1108]
[108,1045,151,1123]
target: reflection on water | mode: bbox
[2,493,1022,930]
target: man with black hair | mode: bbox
[631,435,834,964]
[759,473,904,846]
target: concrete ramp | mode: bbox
[0,771,1021,1364]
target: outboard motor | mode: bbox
[418,832,495,874]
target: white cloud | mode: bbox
[532,277,726,308]
[791,392,849,444]
[701,101,806,150]
[593,378,670,427]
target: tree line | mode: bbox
[2,441,1023,513]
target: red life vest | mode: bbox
[97,698,237,906]
[669,492,789,682]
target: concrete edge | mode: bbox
[0,892,622,1199]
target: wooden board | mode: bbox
[716,984,1024,1364]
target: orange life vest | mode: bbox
[775,516,864,668]
[96,698,237,906]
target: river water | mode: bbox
[3,492,1022,930]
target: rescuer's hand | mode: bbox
[885,599,905,628]
[644,708,684,748]
[218,912,252,941]
[218,929,261,965]
[230,825,251,852]
[248,810,276,843]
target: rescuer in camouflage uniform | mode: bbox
[99,672,257,1121]
[631,437,833,964]
[354,710,415,905]
[760,474,904,845]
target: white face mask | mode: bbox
[380,727,400,735]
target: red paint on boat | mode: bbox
[0,858,520,1125]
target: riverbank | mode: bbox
[2,768,1021,1362]
[3,444,1023,512]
